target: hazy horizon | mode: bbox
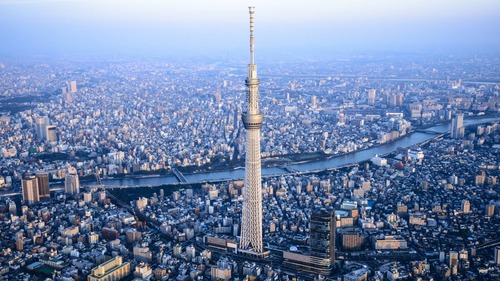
[1,0,499,58]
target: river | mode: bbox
[82,117,500,187]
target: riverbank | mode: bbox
[47,115,500,189]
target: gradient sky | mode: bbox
[1,0,499,57]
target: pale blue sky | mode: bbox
[1,0,499,57]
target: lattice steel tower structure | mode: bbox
[240,6,264,253]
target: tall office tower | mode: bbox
[22,176,40,205]
[310,209,336,275]
[65,167,80,195]
[311,95,317,108]
[46,125,57,142]
[15,231,24,251]
[451,113,464,139]
[36,173,50,199]
[35,116,50,140]
[368,89,376,105]
[240,6,265,254]
[485,204,495,217]
[67,81,77,93]
[389,94,397,107]
[396,93,404,107]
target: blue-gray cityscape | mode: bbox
[1,2,500,281]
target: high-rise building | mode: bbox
[186,244,196,260]
[388,93,403,107]
[65,167,80,195]
[36,173,50,199]
[15,231,24,251]
[396,93,404,107]
[311,95,317,108]
[67,81,77,93]
[34,116,57,141]
[310,209,336,275]
[495,246,500,266]
[173,244,182,257]
[449,251,459,268]
[389,94,397,107]
[22,176,40,205]
[486,204,495,217]
[46,125,57,142]
[368,89,376,105]
[240,6,265,256]
[35,116,49,140]
[451,113,464,139]
[462,199,471,214]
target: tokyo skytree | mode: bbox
[240,6,264,254]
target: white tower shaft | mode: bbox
[240,6,264,253]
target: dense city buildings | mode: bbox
[0,7,499,281]
[0,111,499,281]
[0,52,499,185]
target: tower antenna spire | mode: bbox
[249,6,255,65]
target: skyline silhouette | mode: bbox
[1,0,499,57]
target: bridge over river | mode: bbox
[1,117,498,197]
